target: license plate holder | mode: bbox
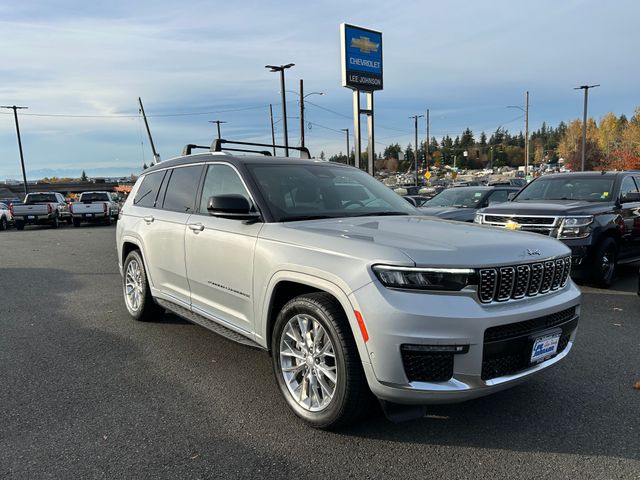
[530,332,561,364]
[28,215,35,219]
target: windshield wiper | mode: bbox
[347,211,410,217]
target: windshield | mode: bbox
[424,188,487,208]
[515,177,615,202]
[80,193,109,202]
[246,164,417,222]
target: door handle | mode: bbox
[188,223,205,232]
[143,215,155,223]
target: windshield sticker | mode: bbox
[601,192,609,199]
[474,192,482,197]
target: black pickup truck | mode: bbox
[475,171,640,287]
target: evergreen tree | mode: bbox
[80,170,88,182]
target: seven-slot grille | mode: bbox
[478,256,571,303]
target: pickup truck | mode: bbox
[117,145,581,429]
[0,202,13,230]
[475,171,640,287]
[11,192,72,230]
[71,191,120,227]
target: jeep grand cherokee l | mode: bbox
[116,149,581,429]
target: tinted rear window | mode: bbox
[80,193,109,202]
[160,166,203,212]
[134,171,165,208]
[26,194,57,203]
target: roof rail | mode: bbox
[211,139,311,159]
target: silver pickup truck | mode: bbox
[71,191,120,227]
[12,192,72,230]
[116,148,581,429]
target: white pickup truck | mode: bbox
[71,191,120,227]
[11,192,72,230]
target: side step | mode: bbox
[155,298,263,350]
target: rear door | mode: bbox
[619,176,640,260]
[184,163,263,334]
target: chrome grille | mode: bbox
[478,256,571,304]
[481,214,559,236]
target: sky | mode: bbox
[1,0,639,179]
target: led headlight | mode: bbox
[372,265,475,291]
[557,216,594,239]
[474,213,484,224]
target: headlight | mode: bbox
[372,265,475,291]
[557,216,594,239]
[474,213,484,224]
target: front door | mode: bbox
[184,163,263,334]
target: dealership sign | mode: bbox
[340,24,383,91]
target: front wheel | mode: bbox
[123,250,161,321]
[66,216,73,225]
[15,220,24,231]
[591,237,618,288]
[51,215,59,229]
[73,218,81,228]
[271,292,370,429]
[0,216,7,231]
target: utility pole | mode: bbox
[208,120,227,140]
[341,128,350,165]
[574,84,600,171]
[269,104,276,156]
[138,97,161,164]
[299,79,305,149]
[1,105,29,197]
[525,91,529,177]
[266,63,294,156]
[425,109,430,174]
[410,114,424,186]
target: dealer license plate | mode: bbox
[530,334,561,363]
[28,215,35,219]
[86,213,93,217]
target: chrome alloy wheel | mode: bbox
[125,259,144,312]
[279,314,337,412]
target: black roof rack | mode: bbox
[180,139,311,159]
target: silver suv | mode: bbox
[116,149,581,429]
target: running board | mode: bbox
[155,298,263,349]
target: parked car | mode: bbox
[0,202,13,230]
[419,186,519,222]
[488,178,528,188]
[71,191,120,227]
[402,195,431,207]
[11,192,72,230]
[116,146,581,429]
[475,171,640,287]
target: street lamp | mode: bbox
[341,128,350,165]
[574,84,600,171]
[507,91,529,177]
[265,63,295,156]
[287,81,324,149]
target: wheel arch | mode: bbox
[120,236,156,288]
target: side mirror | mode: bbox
[207,194,260,221]
[507,192,517,201]
[621,192,640,203]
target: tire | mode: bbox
[16,221,24,231]
[122,250,161,322]
[73,218,81,228]
[590,237,618,288]
[0,216,7,231]
[66,216,73,225]
[271,292,371,429]
[104,214,112,226]
[51,215,59,229]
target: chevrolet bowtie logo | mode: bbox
[351,36,379,54]
[505,220,521,230]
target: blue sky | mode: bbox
[1,0,639,179]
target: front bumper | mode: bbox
[350,280,581,404]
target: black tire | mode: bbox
[590,237,618,288]
[271,292,371,430]
[122,250,161,322]
[51,215,59,229]
[66,216,73,225]
[16,221,24,231]
[73,218,81,228]
[104,214,112,226]
[0,216,7,231]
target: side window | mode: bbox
[199,164,251,213]
[134,171,165,208]
[487,190,509,205]
[160,166,204,213]
[620,176,638,200]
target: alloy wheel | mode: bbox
[125,259,143,312]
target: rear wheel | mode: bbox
[271,292,371,429]
[104,214,112,226]
[123,250,161,321]
[591,237,618,288]
[73,218,81,228]
[0,216,7,231]
[16,221,24,231]
[66,216,73,225]
[51,215,59,229]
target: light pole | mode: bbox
[341,128,350,165]
[289,81,324,149]
[507,91,529,177]
[265,63,294,156]
[409,114,424,185]
[1,105,29,197]
[574,84,600,171]
[208,120,227,140]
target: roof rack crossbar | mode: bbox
[211,139,311,159]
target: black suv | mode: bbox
[475,171,640,287]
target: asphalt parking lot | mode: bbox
[1,225,639,479]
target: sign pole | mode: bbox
[353,90,362,170]
[366,92,374,176]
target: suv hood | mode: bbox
[265,215,569,268]
[482,200,613,216]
